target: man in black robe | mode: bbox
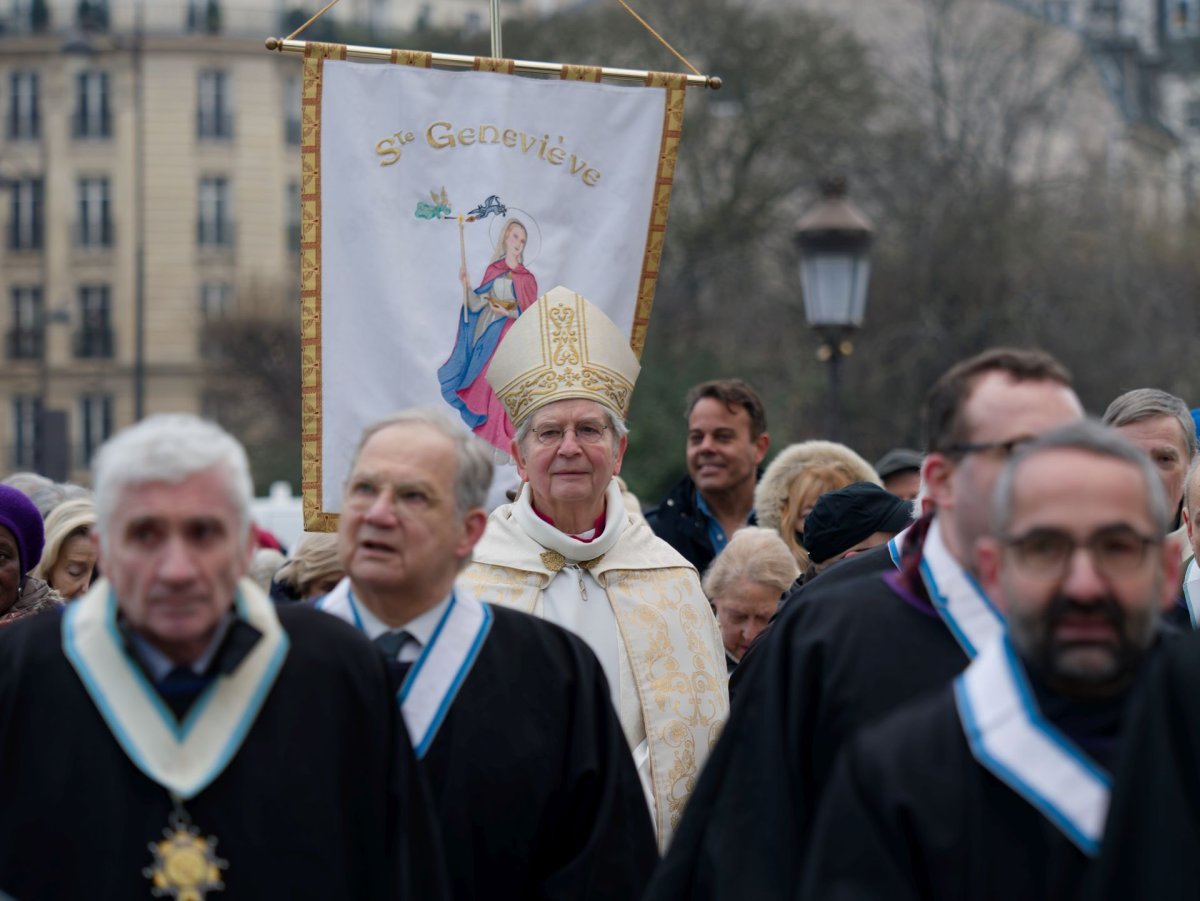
[647,348,1084,901]
[802,420,1179,900]
[1089,626,1200,898]
[317,409,657,900]
[0,414,445,900]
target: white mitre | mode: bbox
[485,286,641,425]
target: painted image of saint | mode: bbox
[437,217,538,454]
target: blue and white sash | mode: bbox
[886,522,914,569]
[318,580,492,758]
[919,518,1004,659]
[954,635,1110,856]
[62,578,289,800]
[1183,558,1199,629]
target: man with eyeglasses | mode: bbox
[460,287,728,851]
[649,348,1083,901]
[318,407,657,899]
[800,419,1178,900]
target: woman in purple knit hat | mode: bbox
[0,485,61,626]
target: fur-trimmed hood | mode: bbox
[754,441,881,534]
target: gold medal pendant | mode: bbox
[143,796,227,900]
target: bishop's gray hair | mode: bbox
[991,419,1171,537]
[92,414,254,550]
[349,408,493,514]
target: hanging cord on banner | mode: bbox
[613,0,701,78]
[285,0,344,41]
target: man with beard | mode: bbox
[647,348,1084,900]
[800,420,1178,900]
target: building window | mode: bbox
[76,177,113,248]
[11,395,41,470]
[8,287,43,360]
[73,70,111,139]
[199,281,233,320]
[78,393,113,464]
[1171,0,1200,33]
[7,71,39,140]
[1043,0,1070,23]
[285,75,302,145]
[76,0,110,30]
[75,285,113,358]
[7,178,43,251]
[186,1,222,32]
[1187,97,1200,129]
[197,70,232,139]
[197,177,232,246]
[287,180,301,252]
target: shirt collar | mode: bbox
[695,488,751,555]
[121,611,238,682]
[353,590,452,649]
[532,501,606,542]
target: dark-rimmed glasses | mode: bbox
[1003,526,1160,580]
[942,437,1033,459]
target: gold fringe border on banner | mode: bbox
[634,71,686,359]
[299,42,345,532]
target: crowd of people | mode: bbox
[0,286,1197,899]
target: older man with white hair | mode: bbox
[0,414,444,900]
[460,286,729,849]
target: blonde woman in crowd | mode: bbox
[753,441,880,570]
[31,497,96,600]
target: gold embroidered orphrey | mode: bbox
[462,509,729,851]
[491,291,636,425]
[296,42,688,530]
[144,802,227,901]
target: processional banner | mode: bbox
[298,43,687,529]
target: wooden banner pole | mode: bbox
[264,37,721,89]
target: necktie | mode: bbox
[158,666,213,720]
[374,630,416,685]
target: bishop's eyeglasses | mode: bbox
[529,421,611,446]
[1002,525,1160,580]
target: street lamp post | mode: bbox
[793,176,875,441]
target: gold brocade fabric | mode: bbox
[462,508,729,850]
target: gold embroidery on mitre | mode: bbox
[486,287,640,424]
